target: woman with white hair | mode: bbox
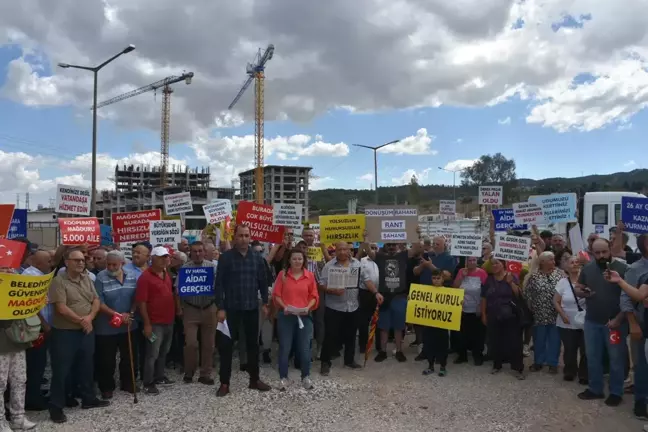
[524,251,564,374]
[94,250,140,399]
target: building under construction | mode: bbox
[239,165,311,220]
[97,164,236,230]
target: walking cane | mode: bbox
[127,320,138,404]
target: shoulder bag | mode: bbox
[566,278,585,329]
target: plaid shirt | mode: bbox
[215,247,268,311]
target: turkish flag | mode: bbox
[0,238,26,269]
[507,261,523,275]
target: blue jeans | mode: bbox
[584,320,627,397]
[533,324,560,367]
[633,338,648,404]
[49,329,96,410]
[277,313,312,379]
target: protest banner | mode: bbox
[120,241,137,260]
[449,234,482,257]
[0,271,55,319]
[203,200,232,224]
[327,266,360,289]
[177,267,215,297]
[0,204,15,239]
[100,224,113,246]
[307,246,324,262]
[149,220,182,246]
[58,217,101,245]
[7,209,27,240]
[319,215,365,245]
[513,202,545,225]
[529,193,577,223]
[163,192,193,215]
[273,203,303,228]
[569,223,586,255]
[406,284,464,331]
[439,200,456,217]
[492,209,528,232]
[236,201,284,243]
[494,234,531,263]
[55,184,91,216]
[364,206,418,243]
[478,186,503,205]
[621,197,648,234]
[112,209,161,243]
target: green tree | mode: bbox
[460,152,518,202]
[408,175,420,205]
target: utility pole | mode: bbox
[438,166,468,201]
[16,193,20,208]
[25,192,30,211]
[353,139,401,204]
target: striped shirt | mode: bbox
[94,269,139,335]
[177,260,218,309]
[320,257,368,313]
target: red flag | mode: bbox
[0,204,15,239]
[0,238,26,269]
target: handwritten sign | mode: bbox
[273,203,303,228]
[439,200,456,216]
[149,220,182,246]
[307,246,323,262]
[478,186,503,205]
[494,234,531,263]
[513,202,545,225]
[203,200,232,224]
[529,193,577,224]
[163,192,193,215]
[450,234,482,257]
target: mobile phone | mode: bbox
[148,333,157,343]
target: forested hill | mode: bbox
[309,169,648,214]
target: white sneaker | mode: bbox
[10,417,37,430]
[279,379,288,391]
[302,376,314,390]
[1,422,12,432]
[523,344,531,357]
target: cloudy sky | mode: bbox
[1,0,647,208]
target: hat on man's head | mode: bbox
[151,246,170,257]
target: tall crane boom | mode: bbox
[96,72,194,188]
[228,44,274,204]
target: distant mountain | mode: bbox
[309,169,648,215]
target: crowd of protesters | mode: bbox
[2,217,648,430]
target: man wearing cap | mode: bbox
[135,246,176,395]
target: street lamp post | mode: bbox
[438,166,467,201]
[353,140,400,204]
[58,44,136,216]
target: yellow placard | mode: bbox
[0,271,55,319]
[218,210,237,242]
[307,246,323,262]
[405,284,464,331]
[319,214,365,245]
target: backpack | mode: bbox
[5,316,41,344]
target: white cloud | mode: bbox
[377,128,436,155]
[357,173,374,182]
[498,116,511,125]
[391,168,432,186]
[310,176,333,190]
[3,0,647,137]
[455,138,463,143]
[443,159,477,171]
[624,160,636,167]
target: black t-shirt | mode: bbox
[374,250,409,295]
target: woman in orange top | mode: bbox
[274,248,319,391]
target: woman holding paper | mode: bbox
[273,248,319,391]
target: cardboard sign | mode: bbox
[406,284,464,331]
[478,186,503,205]
[450,234,482,257]
[55,184,91,216]
[177,267,215,297]
[236,201,284,243]
[439,200,456,217]
[513,202,545,225]
[203,200,232,224]
[492,209,528,232]
[0,271,55,319]
[319,215,365,245]
[529,193,577,224]
[58,217,101,245]
[163,192,193,215]
[494,234,531,263]
[621,197,648,234]
[273,203,303,228]
[307,246,323,262]
[120,241,136,260]
[149,220,182,246]
[364,206,418,243]
[111,209,161,243]
[7,209,27,240]
[0,205,15,239]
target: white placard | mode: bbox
[120,241,136,260]
[494,234,531,263]
[439,200,456,216]
[478,186,503,206]
[381,220,405,230]
[202,200,232,224]
[273,203,303,228]
[569,223,585,255]
[163,192,193,215]
[513,202,545,225]
[382,232,407,241]
[55,184,91,216]
[149,220,182,246]
[327,266,360,289]
[450,234,482,257]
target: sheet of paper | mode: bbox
[327,266,360,289]
[217,320,231,338]
[285,305,309,315]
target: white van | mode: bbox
[580,191,646,250]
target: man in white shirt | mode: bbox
[357,245,380,354]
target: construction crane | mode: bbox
[228,44,274,204]
[96,72,194,188]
